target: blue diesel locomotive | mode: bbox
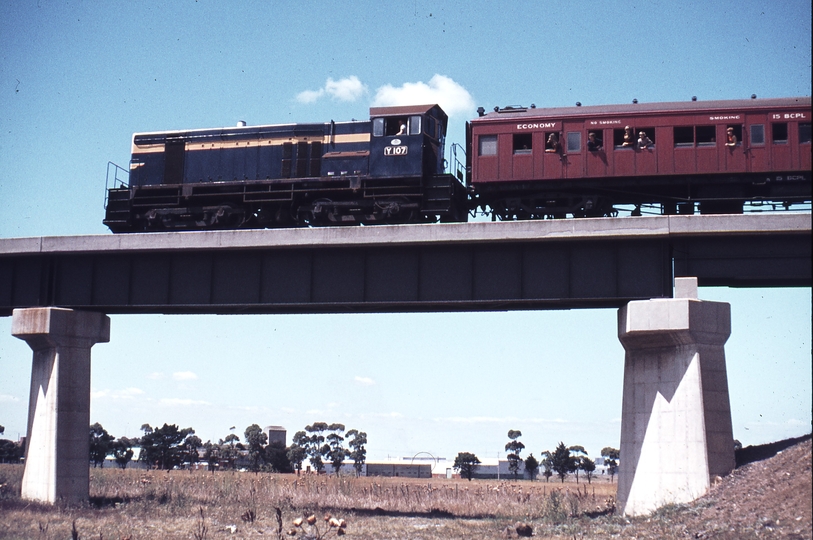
[104,104,467,231]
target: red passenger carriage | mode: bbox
[467,97,811,218]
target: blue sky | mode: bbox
[0,1,810,461]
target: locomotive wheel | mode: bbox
[376,197,416,224]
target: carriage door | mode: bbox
[745,114,769,173]
[563,122,584,179]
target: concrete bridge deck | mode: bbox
[1,214,809,315]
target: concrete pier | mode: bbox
[616,278,735,516]
[12,308,110,503]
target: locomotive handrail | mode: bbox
[447,142,466,182]
[103,161,129,209]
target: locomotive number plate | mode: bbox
[384,145,408,156]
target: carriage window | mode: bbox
[674,126,694,147]
[479,135,497,156]
[613,128,631,148]
[798,123,811,144]
[750,124,765,145]
[513,133,532,154]
[637,127,655,146]
[725,125,742,146]
[373,118,384,137]
[772,123,788,144]
[409,115,421,136]
[696,125,716,146]
[566,132,581,152]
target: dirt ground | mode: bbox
[612,435,812,540]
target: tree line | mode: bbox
[453,430,619,483]
[83,421,367,474]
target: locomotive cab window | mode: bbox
[750,124,765,145]
[800,123,812,144]
[425,116,437,139]
[479,134,497,156]
[409,115,421,136]
[674,126,694,147]
[772,123,788,144]
[513,133,532,154]
[696,125,716,146]
[373,116,411,137]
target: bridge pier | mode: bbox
[616,277,735,516]
[12,307,109,503]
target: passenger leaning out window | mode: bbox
[622,126,635,147]
[545,132,561,153]
[725,127,737,147]
[587,132,603,151]
[637,131,653,149]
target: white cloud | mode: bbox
[296,76,367,104]
[354,375,376,386]
[372,74,475,117]
[0,394,20,403]
[325,76,366,101]
[295,88,324,104]
[172,371,198,381]
[147,372,165,380]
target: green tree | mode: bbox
[244,424,268,472]
[453,452,481,481]
[581,456,596,484]
[540,450,554,482]
[288,431,308,473]
[89,422,115,468]
[111,437,135,469]
[568,445,587,483]
[264,441,293,473]
[0,439,23,464]
[138,423,195,470]
[203,441,220,472]
[551,442,576,483]
[303,422,329,473]
[220,434,242,470]
[346,429,367,477]
[524,453,539,480]
[505,429,525,480]
[326,423,346,475]
[601,447,620,483]
[183,434,202,470]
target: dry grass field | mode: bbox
[1,438,810,539]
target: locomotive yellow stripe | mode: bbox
[131,133,370,155]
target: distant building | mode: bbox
[366,462,432,478]
[265,425,286,446]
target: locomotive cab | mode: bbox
[368,104,447,180]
